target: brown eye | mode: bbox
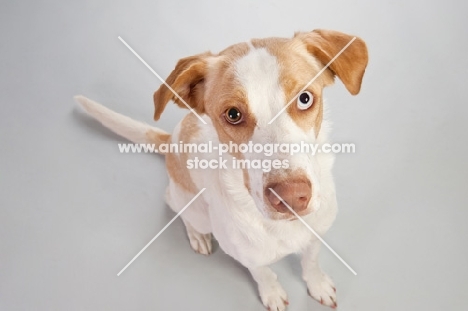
[224,107,243,124]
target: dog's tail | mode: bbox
[74,95,170,149]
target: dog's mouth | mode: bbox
[271,208,313,221]
[265,204,313,222]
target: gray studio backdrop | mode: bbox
[1,1,467,310]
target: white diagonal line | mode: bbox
[268,37,357,124]
[118,36,207,125]
[268,188,357,275]
[117,188,206,276]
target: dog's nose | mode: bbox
[266,181,312,213]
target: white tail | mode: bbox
[75,95,170,147]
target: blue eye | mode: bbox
[297,91,314,110]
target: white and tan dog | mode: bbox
[76,29,368,310]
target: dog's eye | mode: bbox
[225,107,243,124]
[296,91,314,110]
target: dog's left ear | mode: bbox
[295,29,368,95]
[153,52,213,120]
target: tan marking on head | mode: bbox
[203,43,258,147]
[250,37,334,136]
[251,30,367,136]
[156,43,258,193]
[218,42,251,60]
[154,42,257,148]
[286,87,324,136]
[165,114,200,193]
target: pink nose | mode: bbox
[266,181,312,213]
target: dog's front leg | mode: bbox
[301,240,337,308]
[249,266,288,311]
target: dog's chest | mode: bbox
[212,213,313,267]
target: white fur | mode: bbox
[170,47,338,310]
[78,46,340,311]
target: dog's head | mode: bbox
[154,29,368,220]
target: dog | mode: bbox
[76,29,368,310]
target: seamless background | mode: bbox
[1,1,467,310]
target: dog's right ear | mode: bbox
[153,52,213,120]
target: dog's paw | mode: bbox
[306,272,337,308]
[187,229,212,255]
[259,281,289,311]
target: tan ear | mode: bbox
[296,29,368,95]
[153,52,212,120]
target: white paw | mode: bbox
[187,230,212,255]
[258,281,289,311]
[306,272,337,308]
